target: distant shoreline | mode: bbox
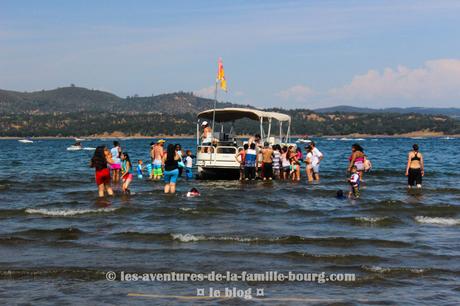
[2,132,459,140]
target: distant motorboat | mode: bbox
[74,138,86,142]
[67,145,83,151]
[67,141,83,151]
[296,138,312,144]
[18,139,34,144]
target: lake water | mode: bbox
[0,137,459,305]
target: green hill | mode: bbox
[0,86,459,136]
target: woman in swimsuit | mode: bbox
[280,146,291,180]
[305,145,314,182]
[90,146,114,198]
[348,144,366,180]
[406,144,424,188]
[121,152,133,194]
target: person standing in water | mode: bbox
[152,140,165,180]
[163,144,181,193]
[244,143,258,180]
[137,160,144,179]
[280,146,291,180]
[348,166,360,198]
[305,145,314,182]
[261,142,274,180]
[348,144,365,180]
[175,144,185,177]
[185,150,194,180]
[90,146,114,197]
[406,144,424,188]
[110,141,122,182]
[121,152,133,194]
[310,141,323,181]
[272,145,281,179]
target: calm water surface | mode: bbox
[0,137,459,305]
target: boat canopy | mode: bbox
[197,108,290,123]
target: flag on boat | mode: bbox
[217,58,227,92]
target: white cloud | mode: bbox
[194,86,215,98]
[277,85,315,102]
[328,59,460,107]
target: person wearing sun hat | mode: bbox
[151,139,166,180]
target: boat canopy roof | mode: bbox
[197,108,291,122]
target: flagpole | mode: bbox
[211,79,218,140]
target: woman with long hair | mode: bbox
[305,145,314,182]
[280,146,291,180]
[121,152,133,194]
[348,143,365,180]
[90,146,114,197]
[163,143,181,193]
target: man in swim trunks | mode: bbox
[151,139,165,180]
[261,142,274,180]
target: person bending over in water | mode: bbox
[90,146,114,197]
[163,144,181,193]
[406,144,424,189]
[121,152,133,194]
[348,166,360,198]
[235,145,247,180]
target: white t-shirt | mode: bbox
[185,156,193,168]
[311,147,323,167]
[111,147,121,164]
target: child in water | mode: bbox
[186,188,200,197]
[121,152,133,194]
[185,150,193,180]
[348,166,360,198]
[137,160,144,179]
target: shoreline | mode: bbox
[2,133,459,140]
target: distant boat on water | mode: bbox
[18,139,34,144]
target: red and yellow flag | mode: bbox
[217,58,227,92]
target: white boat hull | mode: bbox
[195,147,241,179]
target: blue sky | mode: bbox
[1,0,460,108]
